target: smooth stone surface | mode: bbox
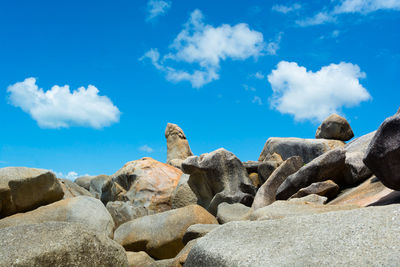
[289,194,328,204]
[165,123,193,168]
[185,205,400,267]
[182,224,220,245]
[126,251,155,267]
[217,202,251,224]
[315,113,354,141]
[289,180,339,200]
[258,137,344,164]
[0,222,128,267]
[74,175,95,190]
[59,178,92,199]
[106,201,153,228]
[170,174,198,209]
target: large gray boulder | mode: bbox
[316,114,354,141]
[182,148,256,215]
[0,222,128,267]
[185,205,400,267]
[0,167,64,217]
[363,113,400,190]
[252,156,303,210]
[165,123,193,169]
[170,174,198,209]
[258,137,344,164]
[106,201,153,228]
[276,148,346,200]
[0,196,115,238]
[74,175,95,190]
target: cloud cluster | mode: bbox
[7,78,121,129]
[146,0,171,21]
[272,3,302,14]
[141,9,266,88]
[268,61,371,122]
[139,145,154,153]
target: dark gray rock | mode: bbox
[363,113,400,190]
[242,161,261,174]
[289,180,339,200]
[182,148,256,215]
[216,202,251,224]
[316,114,354,141]
[182,224,220,245]
[276,148,346,200]
[257,160,281,184]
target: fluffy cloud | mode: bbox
[52,171,90,180]
[146,0,171,21]
[141,9,266,88]
[268,61,371,122]
[139,145,154,153]
[296,12,337,27]
[272,3,302,14]
[7,78,120,129]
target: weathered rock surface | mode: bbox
[114,204,218,260]
[126,251,155,267]
[0,196,115,238]
[217,202,251,224]
[59,178,92,199]
[182,148,256,215]
[363,113,400,190]
[258,137,344,164]
[0,222,128,267]
[89,174,118,202]
[276,148,346,200]
[0,167,64,217]
[74,175,95,190]
[257,160,281,184]
[248,173,260,187]
[290,180,339,199]
[252,156,303,210]
[182,224,220,245]
[165,123,193,168]
[170,174,198,209]
[289,194,328,204]
[185,204,400,267]
[316,113,354,141]
[106,201,153,228]
[242,161,260,174]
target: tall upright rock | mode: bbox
[165,123,193,169]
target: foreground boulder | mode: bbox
[316,114,354,141]
[170,174,198,209]
[258,137,344,163]
[114,204,218,259]
[363,113,400,190]
[0,222,128,267]
[0,167,64,217]
[289,180,339,200]
[182,148,256,215]
[0,196,115,238]
[165,123,193,169]
[185,205,400,266]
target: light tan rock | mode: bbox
[165,123,193,168]
[170,174,198,209]
[127,251,155,267]
[216,202,251,224]
[59,178,92,199]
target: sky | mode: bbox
[1,0,399,179]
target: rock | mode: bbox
[289,194,328,204]
[111,157,182,212]
[74,175,95,190]
[329,176,400,206]
[59,178,93,199]
[0,167,64,217]
[170,174,198,209]
[185,204,400,267]
[216,202,251,224]
[258,137,344,164]
[182,148,256,215]
[126,251,155,267]
[289,180,339,199]
[276,148,346,200]
[182,224,220,245]
[0,196,115,238]
[165,123,193,168]
[315,113,354,141]
[249,200,358,221]
[257,160,281,184]
[252,156,303,210]
[89,174,116,201]
[169,239,198,267]
[114,204,218,260]
[363,113,400,190]
[0,222,128,267]
[248,173,260,187]
[343,131,375,184]
[242,161,261,174]
[106,201,154,228]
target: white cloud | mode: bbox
[296,12,337,26]
[252,96,263,105]
[139,145,154,153]
[53,170,89,180]
[7,78,120,129]
[268,61,371,122]
[146,0,171,21]
[253,72,265,79]
[141,9,266,88]
[272,3,302,14]
[266,32,283,55]
[333,0,400,14]
[243,84,256,91]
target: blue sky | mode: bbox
[1,0,399,179]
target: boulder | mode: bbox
[59,178,93,199]
[185,204,400,267]
[89,174,118,202]
[170,174,198,209]
[252,156,303,210]
[276,148,346,200]
[289,180,339,200]
[289,194,328,204]
[258,137,344,164]
[248,173,260,188]
[126,251,155,267]
[74,175,95,190]
[315,113,354,141]
[216,202,251,224]
[0,167,64,217]
[106,201,154,228]
[257,160,281,184]
[182,148,256,215]
[0,196,115,238]
[168,239,198,267]
[165,123,193,168]
[0,222,128,267]
[242,161,260,174]
[363,113,400,190]
[182,224,220,245]
[114,204,217,260]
